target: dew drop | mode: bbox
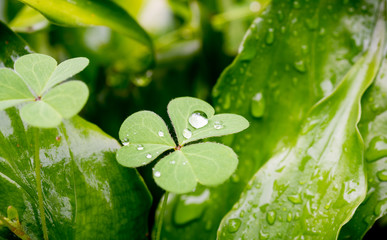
[294,60,307,73]
[132,70,153,87]
[288,194,302,204]
[249,1,260,12]
[259,230,269,239]
[154,171,161,177]
[266,210,276,225]
[122,137,129,146]
[146,153,152,159]
[213,121,224,130]
[305,16,319,30]
[239,210,245,218]
[183,128,192,139]
[137,145,144,151]
[251,92,265,118]
[377,170,387,182]
[265,28,275,45]
[227,218,241,233]
[170,160,176,164]
[189,111,208,129]
[158,130,164,137]
[287,212,293,222]
[365,136,387,162]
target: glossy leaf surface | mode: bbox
[0,108,152,240]
[18,0,154,68]
[153,142,238,193]
[217,3,386,239]
[158,1,382,239]
[339,58,387,239]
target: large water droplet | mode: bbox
[189,111,208,129]
[266,210,276,225]
[154,171,161,177]
[158,130,164,137]
[137,145,144,151]
[377,170,387,182]
[251,92,265,118]
[365,136,387,162]
[183,128,192,139]
[265,28,275,45]
[146,153,152,159]
[227,218,241,233]
[213,121,224,130]
[294,60,307,73]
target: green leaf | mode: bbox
[168,97,249,145]
[153,142,238,194]
[42,81,89,118]
[9,6,49,32]
[14,53,57,96]
[0,108,152,240]
[158,1,382,239]
[20,101,62,128]
[116,111,175,167]
[217,5,385,239]
[0,68,34,111]
[18,0,154,68]
[42,57,89,93]
[339,59,387,239]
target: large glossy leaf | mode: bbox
[339,56,387,238]
[18,0,154,68]
[218,7,386,238]
[158,0,380,239]
[0,20,151,240]
[0,109,152,240]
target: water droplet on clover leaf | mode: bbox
[158,130,164,137]
[154,171,161,177]
[214,121,224,130]
[146,153,152,159]
[122,138,129,146]
[183,128,192,139]
[188,111,208,129]
[227,218,241,233]
[137,145,144,151]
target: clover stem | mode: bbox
[155,191,169,240]
[33,128,49,240]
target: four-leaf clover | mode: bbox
[116,97,249,194]
[0,53,89,128]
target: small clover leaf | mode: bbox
[116,97,249,194]
[0,53,89,128]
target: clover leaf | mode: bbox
[116,97,249,194]
[0,53,89,128]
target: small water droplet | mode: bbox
[213,121,224,130]
[251,92,265,118]
[265,28,275,45]
[377,170,387,182]
[249,1,260,12]
[182,161,187,165]
[305,16,319,30]
[259,230,269,239]
[287,212,293,222]
[366,136,387,162]
[122,137,129,146]
[301,45,308,54]
[146,153,152,159]
[266,210,276,225]
[324,201,332,210]
[227,218,241,233]
[132,70,153,87]
[158,130,164,137]
[239,210,245,218]
[294,60,307,73]
[183,128,192,139]
[170,160,176,164]
[277,10,284,21]
[137,145,144,150]
[231,174,240,183]
[189,111,208,129]
[288,194,302,204]
[154,171,161,177]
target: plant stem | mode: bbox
[33,128,49,240]
[155,192,169,240]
